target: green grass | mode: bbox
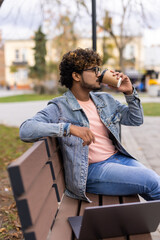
[0,125,30,240]
[0,94,60,103]
[142,103,160,116]
[0,125,32,170]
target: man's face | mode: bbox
[80,66,101,91]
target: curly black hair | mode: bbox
[59,48,102,89]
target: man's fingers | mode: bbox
[82,130,95,146]
[70,125,95,146]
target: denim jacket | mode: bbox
[19,88,143,202]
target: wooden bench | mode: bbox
[8,137,152,240]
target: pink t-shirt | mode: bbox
[78,98,117,164]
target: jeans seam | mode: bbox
[87,180,147,191]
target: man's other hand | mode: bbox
[70,125,95,146]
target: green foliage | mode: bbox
[29,26,47,80]
[102,36,115,65]
[0,125,32,170]
[103,11,112,31]
[57,86,67,94]
[46,61,59,74]
[53,13,77,60]
[9,65,18,73]
[102,11,117,65]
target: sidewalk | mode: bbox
[0,101,48,127]
[0,89,33,97]
[122,117,160,240]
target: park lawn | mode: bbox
[0,94,61,103]
[142,103,160,116]
[0,125,32,240]
[0,125,32,170]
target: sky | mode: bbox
[0,0,160,46]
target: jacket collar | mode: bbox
[64,90,81,111]
[64,90,106,111]
[90,91,107,108]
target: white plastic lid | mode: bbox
[117,77,122,88]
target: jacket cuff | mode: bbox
[63,123,71,136]
[124,87,140,102]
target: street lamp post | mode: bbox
[92,0,97,51]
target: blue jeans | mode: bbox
[86,152,160,201]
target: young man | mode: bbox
[20,48,160,202]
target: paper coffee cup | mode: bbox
[99,69,122,88]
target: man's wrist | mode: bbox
[123,87,134,95]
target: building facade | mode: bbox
[4,39,35,89]
[4,35,144,89]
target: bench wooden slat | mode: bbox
[129,234,152,240]
[50,150,63,180]
[8,141,48,196]
[55,168,66,201]
[122,195,140,203]
[46,137,58,157]
[50,195,79,240]
[104,237,126,240]
[131,228,153,238]
[24,187,58,240]
[102,195,120,205]
[129,229,152,239]
[16,163,53,228]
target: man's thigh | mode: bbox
[86,153,157,196]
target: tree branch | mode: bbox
[0,0,4,7]
[97,22,120,50]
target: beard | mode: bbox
[81,75,102,91]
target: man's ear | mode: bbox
[72,72,81,82]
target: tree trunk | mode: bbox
[0,0,4,7]
[119,47,125,72]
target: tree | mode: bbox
[102,34,115,66]
[0,0,4,7]
[29,26,47,81]
[1,0,159,73]
[76,0,159,72]
[99,5,135,72]
[53,13,77,60]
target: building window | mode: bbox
[130,45,135,58]
[22,48,27,62]
[15,49,19,61]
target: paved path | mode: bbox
[0,89,33,97]
[122,117,160,240]
[0,101,49,127]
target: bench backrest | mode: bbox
[8,137,64,240]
